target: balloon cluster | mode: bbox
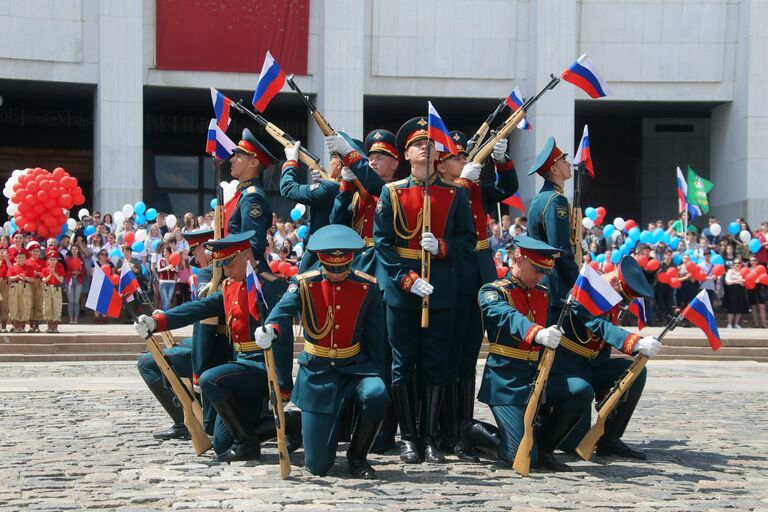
[3,167,85,238]
[581,206,607,229]
[290,203,307,222]
[737,264,768,290]
[269,260,299,277]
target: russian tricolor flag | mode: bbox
[676,166,688,216]
[252,51,286,113]
[427,101,458,155]
[245,260,265,320]
[85,265,122,318]
[189,274,197,301]
[206,119,237,160]
[562,53,612,99]
[628,298,647,331]
[118,260,140,299]
[502,192,526,214]
[681,290,721,351]
[504,87,533,131]
[210,88,231,132]
[574,125,594,177]
[571,263,623,316]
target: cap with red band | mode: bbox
[204,230,255,267]
[232,128,278,168]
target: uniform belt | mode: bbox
[364,237,374,247]
[488,343,540,362]
[475,239,490,251]
[560,336,600,359]
[10,282,28,288]
[232,341,264,353]
[216,325,227,334]
[395,247,421,260]
[45,284,61,289]
[304,341,360,359]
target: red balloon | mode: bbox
[603,262,615,273]
[669,277,681,289]
[657,272,670,284]
[759,274,768,286]
[278,262,292,276]
[269,260,280,274]
[27,181,40,194]
[37,225,49,238]
[101,264,113,276]
[26,194,37,205]
[636,255,649,268]
[685,261,698,274]
[594,214,604,226]
[52,167,66,179]
[746,277,757,290]
[496,266,509,279]
[169,252,182,266]
[712,264,725,276]
[756,265,767,276]
[124,232,135,245]
[666,267,679,278]
[68,258,82,270]
[694,271,706,282]
[589,261,599,271]
[110,274,120,286]
[24,222,36,233]
[740,267,750,278]
[624,219,637,231]
[596,206,606,217]
[288,266,300,276]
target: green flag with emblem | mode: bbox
[686,165,713,217]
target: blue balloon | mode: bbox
[749,238,761,253]
[728,222,740,236]
[10,218,16,227]
[210,198,218,210]
[611,251,622,264]
[669,236,680,250]
[135,214,146,225]
[673,254,682,265]
[145,208,158,221]
[640,231,653,245]
[152,240,160,252]
[141,264,147,275]
[628,227,640,242]
[684,249,695,258]
[604,225,615,238]
[653,228,664,243]
[290,208,302,222]
[134,201,147,215]
[662,232,671,245]
[296,225,309,239]
[712,253,724,265]
[109,248,122,259]
[132,242,145,252]
[60,223,68,235]
[192,266,200,275]
[585,207,597,221]
[9,226,16,235]
[596,253,606,264]
[84,225,96,236]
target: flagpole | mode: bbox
[421,131,432,329]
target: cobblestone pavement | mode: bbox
[0,360,766,511]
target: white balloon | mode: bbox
[295,204,306,215]
[2,188,10,199]
[3,222,10,232]
[5,205,13,216]
[11,169,22,178]
[166,214,178,229]
[611,230,622,241]
[0,227,4,237]
[582,217,595,230]
[739,230,752,244]
[122,203,134,218]
[110,255,120,267]
[709,223,722,237]
[613,217,625,231]
[294,245,304,257]
[78,208,90,220]
[66,218,77,230]
[135,228,148,242]
[114,211,125,225]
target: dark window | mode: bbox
[150,154,217,214]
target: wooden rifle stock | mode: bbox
[420,194,431,328]
[571,206,584,266]
[467,99,507,160]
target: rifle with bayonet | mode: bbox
[571,160,585,267]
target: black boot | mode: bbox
[535,410,582,473]
[347,414,382,479]
[211,397,261,463]
[460,420,500,460]
[596,438,647,460]
[596,385,647,460]
[147,379,189,441]
[454,379,480,462]
[438,381,459,452]
[371,393,397,454]
[420,385,445,463]
[391,382,421,463]
[536,452,572,472]
[285,410,303,453]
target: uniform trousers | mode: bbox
[0,279,8,323]
[454,292,485,381]
[9,282,31,322]
[30,281,43,321]
[43,284,62,322]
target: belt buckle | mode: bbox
[327,348,338,359]
[527,350,539,363]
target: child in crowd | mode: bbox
[7,247,34,333]
[41,249,64,332]
[27,241,45,333]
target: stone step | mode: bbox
[0,343,148,355]
[0,353,142,362]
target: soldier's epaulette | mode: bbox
[385,178,409,189]
[352,269,377,284]
[535,283,548,292]
[493,279,511,288]
[295,269,321,281]
[245,185,258,194]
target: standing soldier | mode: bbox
[374,117,476,464]
[41,248,64,333]
[461,236,593,471]
[435,131,518,460]
[26,241,44,333]
[7,247,34,333]
[0,243,10,332]
[255,225,388,478]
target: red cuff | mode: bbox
[400,271,420,292]
[152,312,167,332]
[192,374,200,387]
[622,333,641,355]
[269,322,281,337]
[524,324,544,346]
[495,159,515,172]
[435,238,448,259]
[342,151,363,167]
[280,390,292,402]
[340,180,355,193]
[282,160,298,171]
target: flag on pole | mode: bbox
[502,191,526,214]
[118,260,140,300]
[681,290,721,351]
[686,165,713,219]
[427,101,458,155]
[503,87,533,131]
[252,51,286,112]
[210,88,231,132]
[561,53,613,98]
[628,298,647,331]
[85,265,123,318]
[206,119,237,160]
[574,125,594,177]
[571,263,624,316]
[245,260,266,320]
[189,274,198,301]
[676,166,688,216]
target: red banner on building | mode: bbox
[156,0,309,75]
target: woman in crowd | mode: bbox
[89,232,106,266]
[175,254,191,304]
[156,245,178,310]
[181,212,199,233]
[93,249,114,324]
[173,229,189,253]
[72,233,93,314]
[65,244,85,324]
[747,256,767,328]
[102,213,115,233]
[724,259,749,329]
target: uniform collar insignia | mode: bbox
[411,173,438,187]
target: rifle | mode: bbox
[254,293,291,479]
[229,100,331,180]
[512,295,572,476]
[126,300,210,455]
[571,161,585,266]
[470,75,561,165]
[420,140,432,328]
[575,314,677,460]
[466,99,507,160]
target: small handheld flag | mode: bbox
[206,119,237,160]
[85,265,122,318]
[562,53,612,98]
[245,260,267,320]
[628,298,647,331]
[504,87,533,131]
[502,191,526,214]
[210,88,231,132]
[681,290,721,351]
[118,260,140,300]
[676,166,689,216]
[574,125,594,177]
[571,263,623,316]
[252,51,286,113]
[427,101,458,155]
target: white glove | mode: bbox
[341,167,356,182]
[420,232,439,256]
[534,325,562,349]
[492,139,508,162]
[254,324,277,350]
[460,162,482,182]
[410,278,434,298]
[310,169,322,183]
[636,336,661,357]
[325,134,354,157]
[134,314,156,339]
[284,141,300,162]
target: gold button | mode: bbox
[476,231,480,235]
[335,324,340,329]
[468,200,472,205]
[309,283,313,288]
[330,361,335,366]
[363,284,368,289]
[364,219,368,222]
[473,215,478,219]
[336,286,341,291]
[335,305,341,309]
[233,301,238,305]
[332,344,337,348]
[450,190,455,194]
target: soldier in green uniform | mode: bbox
[254,225,387,478]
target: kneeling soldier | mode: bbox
[255,225,388,479]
